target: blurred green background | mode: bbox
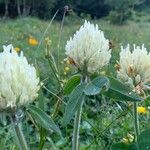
[1,0,150,150]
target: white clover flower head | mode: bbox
[65,20,111,73]
[0,44,40,112]
[117,44,150,94]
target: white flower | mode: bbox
[117,44,150,94]
[0,44,40,112]
[65,20,111,73]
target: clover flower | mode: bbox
[117,44,150,94]
[65,20,111,73]
[0,45,40,112]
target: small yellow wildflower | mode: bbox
[122,134,134,144]
[122,138,128,144]
[137,106,147,114]
[28,37,38,46]
[127,134,134,142]
[14,47,20,52]
[45,37,52,46]
[65,67,70,72]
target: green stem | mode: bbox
[47,58,63,90]
[36,9,59,53]
[133,102,140,139]
[72,75,87,150]
[39,128,46,150]
[72,100,84,150]
[52,99,61,118]
[48,58,59,82]
[57,8,66,72]
[11,116,29,150]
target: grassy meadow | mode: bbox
[1,16,150,149]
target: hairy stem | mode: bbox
[133,102,140,138]
[52,98,61,118]
[72,75,87,150]
[72,100,84,150]
[11,115,29,150]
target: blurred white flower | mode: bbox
[117,44,150,94]
[0,44,40,112]
[65,20,111,73]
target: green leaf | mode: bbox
[138,129,150,150]
[84,76,110,96]
[103,77,143,102]
[111,143,137,150]
[64,74,81,95]
[62,83,86,126]
[27,105,61,135]
[145,96,150,107]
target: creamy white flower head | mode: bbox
[117,44,150,94]
[65,20,111,73]
[0,44,40,112]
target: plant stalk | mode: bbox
[72,75,87,150]
[72,100,84,150]
[52,98,61,118]
[11,115,29,150]
[133,102,140,139]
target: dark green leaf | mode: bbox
[111,143,137,150]
[138,129,150,150]
[103,77,143,102]
[28,105,61,135]
[64,74,81,95]
[62,83,86,126]
[84,76,109,96]
[145,96,150,107]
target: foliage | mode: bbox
[71,0,110,19]
[0,16,150,149]
[0,0,148,21]
[27,105,61,134]
[31,0,56,19]
[111,129,150,149]
[64,74,81,95]
[105,0,145,24]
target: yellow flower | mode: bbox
[14,47,20,52]
[137,106,147,114]
[65,67,70,72]
[122,138,128,144]
[122,134,134,143]
[28,37,38,46]
[127,134,134,142]
[45,37,52,46]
